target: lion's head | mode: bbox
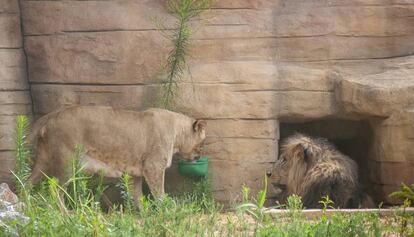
[176,120,207,161]
[268,133,360,208]
[268,134,323,201]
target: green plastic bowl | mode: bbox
[178,156,209,177]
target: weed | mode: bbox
[155,0,212,109]
[117,172,134,213]
[390,183,414,236]
[390,183,414,206]
[13,115,32,195]
[286,194,304,210]
[319,195,335,211]
[237,175,276,223]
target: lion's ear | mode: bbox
[193,120,207,133]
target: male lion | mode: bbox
[268,133,373,208]
[28,106,206,204]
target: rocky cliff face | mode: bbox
[0,0,413,204]
[0,0,31,184]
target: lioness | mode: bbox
[29,106,206,204]
[268,133,374,208]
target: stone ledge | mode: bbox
[265,207,414,219]
[336,66,414,117]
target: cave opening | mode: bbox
[279,119,376,204]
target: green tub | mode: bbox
[178,156,209,177]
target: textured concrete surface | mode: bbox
[0,0,31,184]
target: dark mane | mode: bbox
[270,133,372,208]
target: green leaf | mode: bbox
[257,175,268,209]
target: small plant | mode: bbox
[390,183,414,236]
[318,195,335,237]
[47,176,68,214]
[256,175,268,210]
[286,194,303,211]
[241,184,250,203]
[398,199,412,237]
[67,145,93,209]
[319,195,335,211]
[156,0,212,109]
[13,115,32,194]
[286,194,304,220]
[117,172,134,213]
[390,183,414,205]
[236,175,272,222]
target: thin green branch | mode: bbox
[159,0,212,109]
[14,115,32,195]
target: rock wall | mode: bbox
[0,0,31,184]
[0,0,411,203]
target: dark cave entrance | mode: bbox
[279,119,376,203]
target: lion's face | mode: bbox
[269,155,289,197]
[268,134,318,200]
[176,120,207,161]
